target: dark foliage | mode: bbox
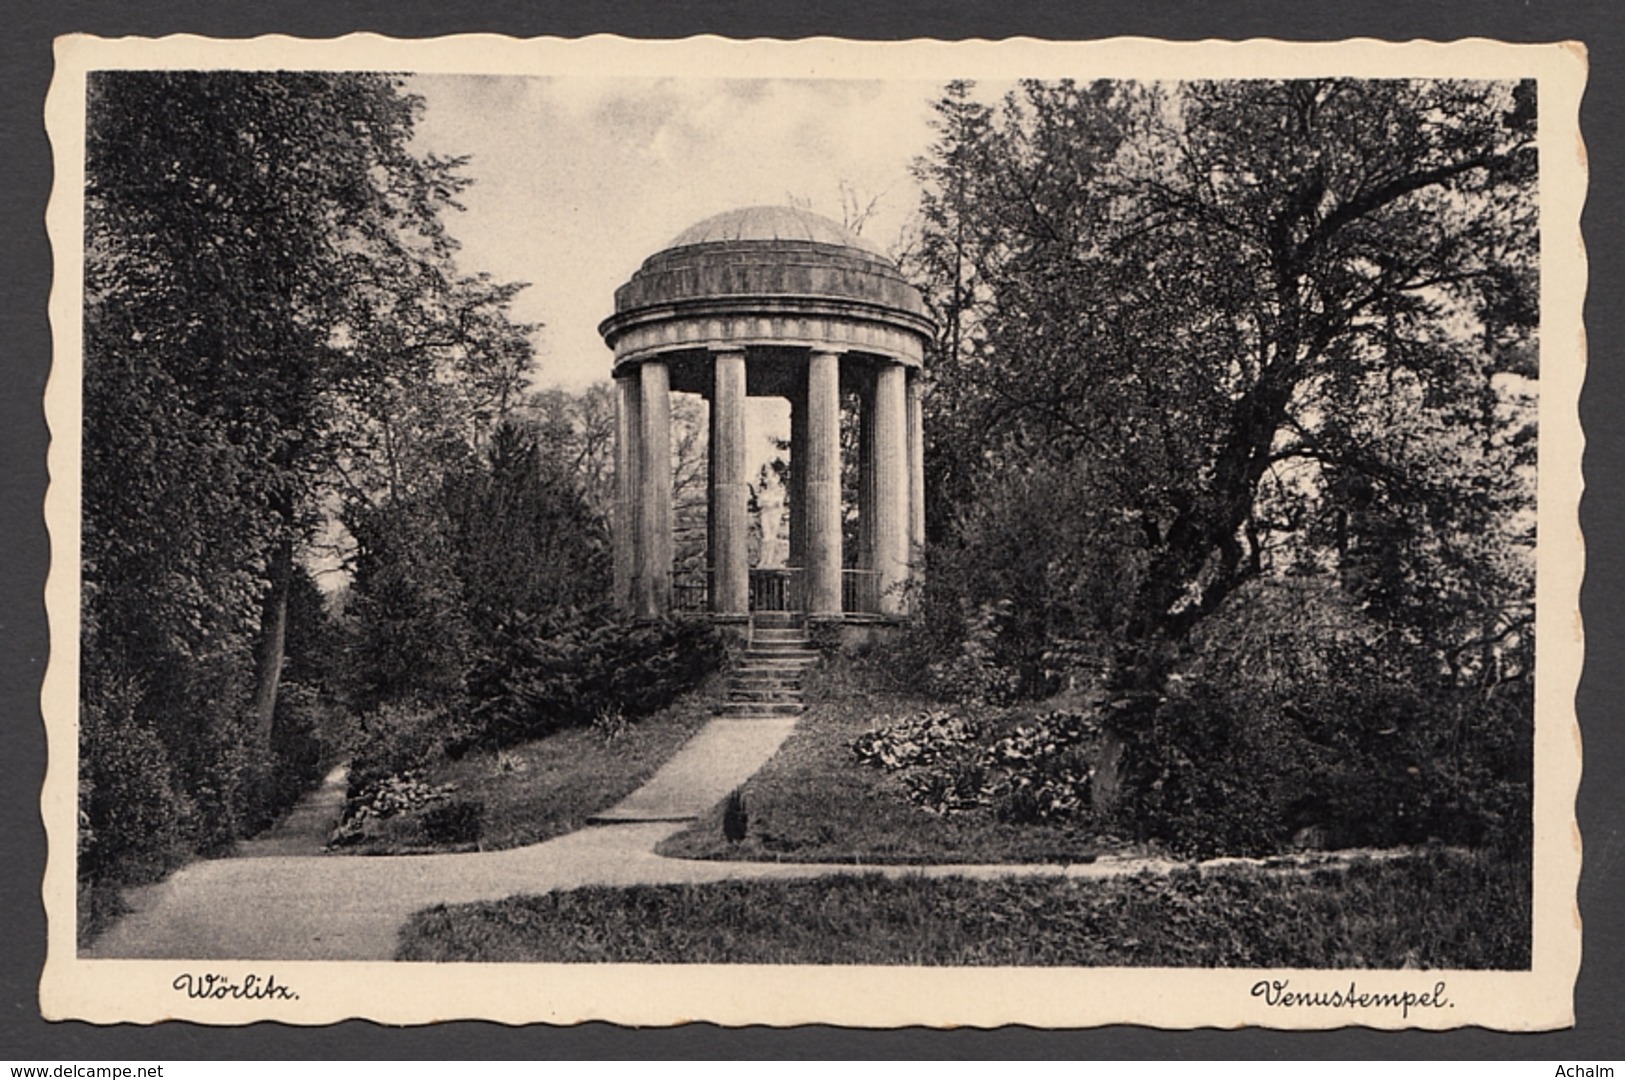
[421,797,487,847]
[340,420,612,713]
[852,596,1532,859]
[257,681,334,831]
[344,501,479,711]
[1110,582,1535,858]
[902,77,1538,857]
[469,612,724,749]
[78,671,195,886]
[78,69,532,904]
[344,701,469,802]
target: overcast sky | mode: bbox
[405,75,969,393]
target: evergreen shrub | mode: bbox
[1115,632,1534,859]
[78,674,195,886]
[469,611,723,748]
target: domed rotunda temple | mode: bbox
[599,206,934,622]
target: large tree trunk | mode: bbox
[250,532,293,746]
[1091,728,1128,816]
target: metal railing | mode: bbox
[842,569,882,615]
[672,569,709,614]
[749,567,803,612]
[667,565,884,615]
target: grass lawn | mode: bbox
[336,677,720,855]
[397,847,1530,968]
[657,656,1137,864]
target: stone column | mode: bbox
[907,368,925,564]
[804,349,843,616]
[637,358,673,619]
[873,362,909,615]
[788,388,807,570]
[710,349,749,616]
[613,373,640,615]
[858,375,876,580]
[705,393,716,605]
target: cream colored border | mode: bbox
[40,34,1588,1029]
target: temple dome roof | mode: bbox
[607,205,928,323]
[662,205,888,258]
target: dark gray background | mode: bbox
[4,0,1619,1060]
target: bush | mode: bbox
[421,797,485,846]
[78,675,195,886]
[1111,608,1535,859]
[330,768,459,848]
[184,716,263,856]
[342,501,477,712]
[925,600,1021,706]
[852,708,1103,823]
[345,701,466,800]
[1114,683,1318,858]
[985,711,1101,823]
[469,611,723,748]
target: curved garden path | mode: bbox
[83,715,1328,962]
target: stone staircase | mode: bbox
[718,613,817,719]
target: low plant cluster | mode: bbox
[853,708,1102,823]
[331,613,724,850]
[328,770,459,848]
[850,710,979,770]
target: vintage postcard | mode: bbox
[40,34,1586,1028]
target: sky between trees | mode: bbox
[403,75,986,390]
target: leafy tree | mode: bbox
[342,495,477,711]
[446,420,612,639]
[907,79,1538,818]
[521,384,706,577]
[526,384,618,520]
[341,414,613,711]
[82,71,533,876]
[669,394,711,578]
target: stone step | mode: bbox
[751,628,810,643]
[751,613,806,630]
[731,673,806,687]
[717,701,805,718]
[727,686,803,701]
[748,638,815,653]
[735,663,806,675]
[725,618,814,719]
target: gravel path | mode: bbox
[82,717,1384,961]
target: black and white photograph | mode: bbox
[39,34,1586,1029]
